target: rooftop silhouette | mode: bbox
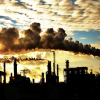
[0,58,99,100]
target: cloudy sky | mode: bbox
[0,0,100,83]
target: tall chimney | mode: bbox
[57,64,59,76]
[11,73,12,77]
[42,73,44,83]
[90,69,92,74]
[57,64,59,83]
[47,61,51,75]
[14,59,17,77]
[53,51,55,75]
[4,62,6,84]
[33,79,35,84]
[42,73,44,78]
[66,60,69,69]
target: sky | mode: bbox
[0,0,100,83]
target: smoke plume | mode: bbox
[0,22,100,57]
[0,57,47,63]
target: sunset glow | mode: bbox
[0,0,100,83]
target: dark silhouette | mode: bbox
[0,59,99,100]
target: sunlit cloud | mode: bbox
[0,0,99,31]
[80,37,87,39]
[91,41,100,49]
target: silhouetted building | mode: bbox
[64,60,95,86]
[0,69,6,100]
[9,59,30,85]
[46,61,59,84]
[0,59,99,100]
[63,60,95,100]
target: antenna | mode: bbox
[21,69,28,77]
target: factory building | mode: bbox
[9,59,30,85]
[0,58,99,100]
[46,61,59,84]
[63,60,95,100]
[64,60,95,85]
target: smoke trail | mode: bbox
[0,57,47,63]
[0,22,100,57]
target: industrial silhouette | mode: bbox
[0,55,100,100]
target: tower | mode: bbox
[47,61,51,75]
[66,60,69,69]
[41,73,44,84]
[14,59,17,77]
[57,64,59,83]
[4,62,6,84]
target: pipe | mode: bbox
[57,64,59,83]
[66,60,69,69]
[33,79,35,84]
[48,61,51,75]
[4,62,6,84]
[42,73,44,78]
[57,64,59,76]
[14,59,17,77]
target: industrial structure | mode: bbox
[64,60,95,85]
[0,54,100,100]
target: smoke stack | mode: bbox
[14,59,17,77]
[4,62,6,84]
[42,73,44,78]
[41,73,44,83]
[47,61,51,75]
[90,69,92,74]
[53,63,55,75]
[66,60,69,69]
[57,64,59,76]
[33,79,35,84]
[11,73,12,77]
[57,64,59,83]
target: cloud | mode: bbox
[80,37,87,39]
[0,22,100,57]
[0,0,99,32]
[65,30,74,36]
[91,41,100,49]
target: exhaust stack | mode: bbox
[4,62,6,84]
[47,61,51,75]
[66,60,69,69]
[57,64,59,76]
[14,59,17,77]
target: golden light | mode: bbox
[19,31,25,38]
[40,28,47,36]
[41,52,46,58]
[0,55,4,58]
[13,55,19,58]
[0,44,2,50]
[59,51,62,54]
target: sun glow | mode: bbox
[0,44,3,50]
[19,31,25,38]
